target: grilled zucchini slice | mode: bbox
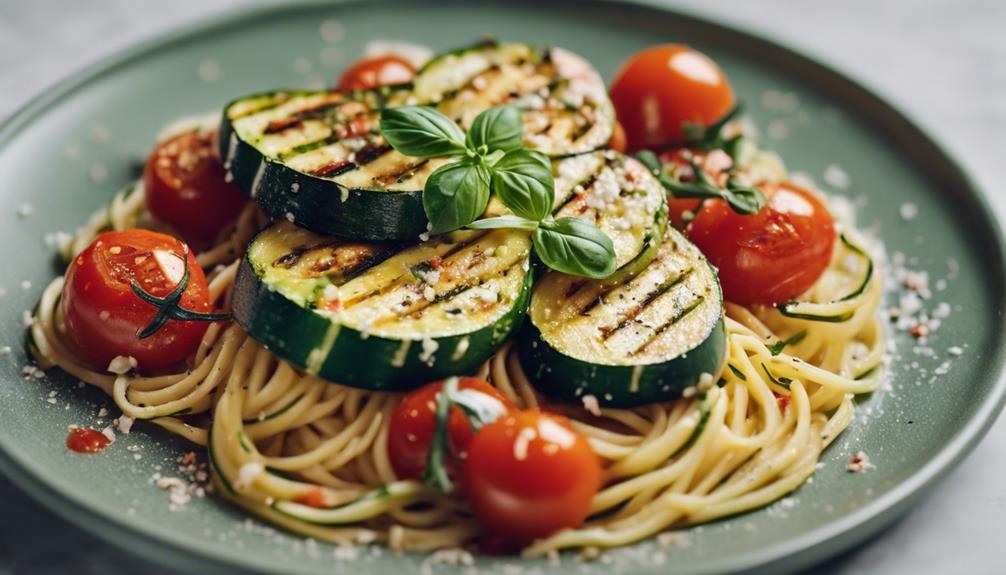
[220,87,446,241]
[414,42,614,156]
[517,225,726,407]
[220,42,614,241]
[232,221,533,390]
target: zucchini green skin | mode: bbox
[218,90,427,241]
[232,225,534,391]
[517,315,726,408]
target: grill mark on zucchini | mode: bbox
[263,102,342,134]
[630,295,705,356]
[311,159,355,177]
[272,242,341,268]
[353,144,393,167]
[374,158,429,186]
[599,268,693,341]
[360,247,515,323]
[341,232,490,306]
[280,126,374,160]
[392,159,429,184]
[228,92,294,120]
[401,274,504,322]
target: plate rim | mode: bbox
[2,0,1005,573]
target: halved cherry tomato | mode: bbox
[387,377,514,480]
[610,45,735,151]
[62,229,214,371]
[687,181,836,305]
[144,130,247,244]
[464,410,601,545]
[336,55,416,93]
[608,121,628,153]
[659,148,734,229]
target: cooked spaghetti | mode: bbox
[28,40,885,557]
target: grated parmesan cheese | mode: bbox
[418,337,439,366]
[581,394,601,416]
[235,462,264,490]
[107,355,138,375]
[114,415,134,434]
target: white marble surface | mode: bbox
[1,1,1004,573]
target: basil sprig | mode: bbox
[682,103,743,152]
[645,101,767,216]
[637,149,766,216]
[380,105,616,278]
[130,254,231,339]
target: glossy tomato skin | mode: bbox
[387,377,513,480]
[62,229,213,371]
[144,130,247,244]
[464,410,601,545]
[688,182,836,305]
[336,55,416,92]
[610,45,735,151]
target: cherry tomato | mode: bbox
[62,229,214,371]
[144,130,247,244]
[687,181,836,305]
[608,121,628,153]
[610,45,735,151]
[659,148,735,229]
[387,377,514,480]
[336,55,416,92]
[464,410,601,545]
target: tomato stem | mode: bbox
[420,377,510,493]
[422,376,458,493]
[682,102,743,150]
[130,257,231,339]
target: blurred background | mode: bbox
[1,1,1004,573]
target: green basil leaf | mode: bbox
[466,215,539,231]
[683,102,743,151]
[423,159,491,235]
[723,181,767,215]
[533,217,615,278]
[380,106,467,158]
[466,105,523,154]
[491,149,555,221]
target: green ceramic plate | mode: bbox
[1,1,1004,573]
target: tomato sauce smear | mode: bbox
[66,428,112,454]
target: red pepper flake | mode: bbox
[774,392,791,412]
[345,116,371,138]
[324,298,343,312]
[428,256,443,270]
[294,488,329,508]
[66,428,111,454]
